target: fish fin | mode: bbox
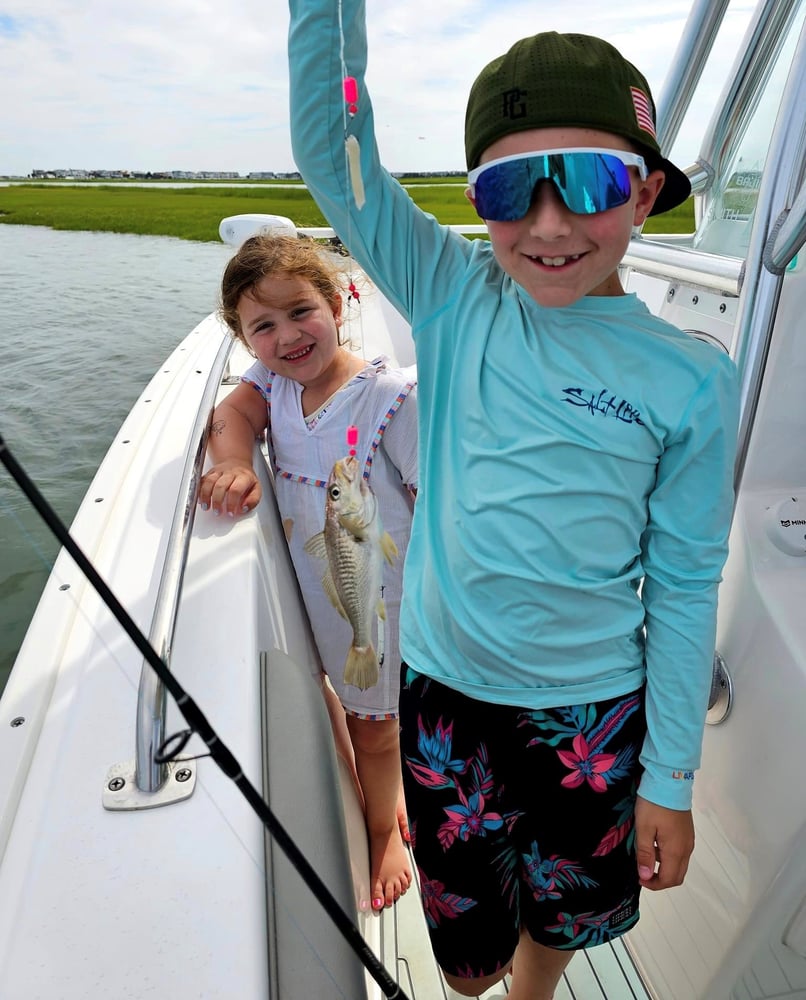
[376,598,387,622]
[322,570,349,621]
[304,531,327,559]
[379,532,398,565]
[344,645,379,690]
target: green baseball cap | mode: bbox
[464,32,691,216]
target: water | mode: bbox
[0,224,234,694]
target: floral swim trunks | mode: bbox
[399,665,645,981]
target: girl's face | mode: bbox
[238,273,343,387]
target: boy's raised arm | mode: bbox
[287,0,468,325]
[287,0,362,238]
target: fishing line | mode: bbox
[160,735,359,1000]
[0,430,408,1000]
[337,0,366,360]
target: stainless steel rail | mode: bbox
[135,332,235,793]
[627,0,806,493]
[696,0,802,208]
[732,13,806,493]
[654,0,732,157]
[767,180,806,274]
[621,240,743,296]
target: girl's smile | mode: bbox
[282,343,315,363]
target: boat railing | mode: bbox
[654,0,732,155]
[695,0,803,208]
[137,331,236,792]
[299,224,746,296]
[104,329,235,808]
[767,182,806,274]
[621,241,743,295]
[731,13,806,492]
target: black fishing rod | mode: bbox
[0,430,408,1000]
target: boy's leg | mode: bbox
[443,932,572,999]
[401,670,645,995]
[346,714,412,909]
[507,931,573,1000]
[506,690,646,998]
[443,968,509,997]
[399,668,521,990]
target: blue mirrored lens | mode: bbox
[472,153,633,221]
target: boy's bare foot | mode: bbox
[369,827,412,910]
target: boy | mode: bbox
[287,6,739,999]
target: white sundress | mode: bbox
[243,356,417,717]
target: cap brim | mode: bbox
[647,155,692,216]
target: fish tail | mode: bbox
[344,645,380,690]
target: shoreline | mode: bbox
[0,183,695,243]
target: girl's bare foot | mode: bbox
[344,716,410,910]
[370,826,412,910]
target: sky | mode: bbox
[0,0,756,178]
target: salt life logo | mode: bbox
[561,386,645,426]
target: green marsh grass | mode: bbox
[0,181,694,242]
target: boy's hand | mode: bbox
[634,795,694,890]
[199,460,261,517]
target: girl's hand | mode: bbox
[199,460,262,517]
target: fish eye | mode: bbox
[329,485,341,500]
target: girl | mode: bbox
[199,234,417,911]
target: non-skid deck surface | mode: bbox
[386,853,652,1000]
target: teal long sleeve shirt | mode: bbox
[287,0,739,809]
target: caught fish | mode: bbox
[304,455,398,690]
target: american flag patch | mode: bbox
[631,87,656,139]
